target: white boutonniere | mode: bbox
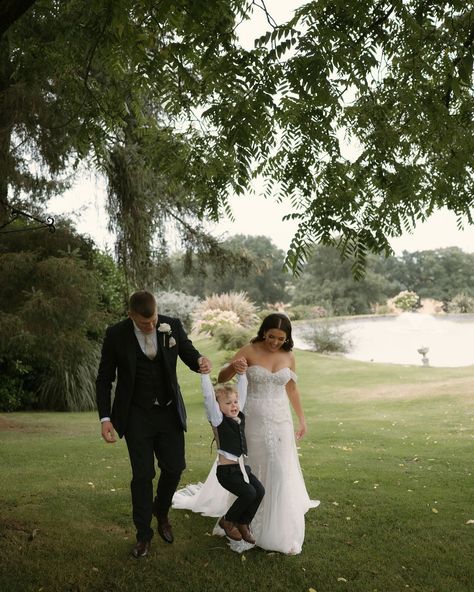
[158,323,174,347]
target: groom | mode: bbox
[96,290,211,558]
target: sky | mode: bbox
[48,1,474,257]
[50,173,474,257]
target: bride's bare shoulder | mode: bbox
[231,342,254,360]
[239,341,262,362]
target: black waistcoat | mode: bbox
[132,340,171,408]
[216,413,247,457]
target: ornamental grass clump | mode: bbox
[193,292,259,336]
[193,309,240,336]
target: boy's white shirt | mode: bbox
[200,372,248,427]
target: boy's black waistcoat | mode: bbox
[216,412,247,457]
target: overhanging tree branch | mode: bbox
[0,199,55,233]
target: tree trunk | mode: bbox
[0,0,37,38]
[0,34,12,225]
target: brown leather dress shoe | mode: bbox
[236,523,255,544]
[157,517,174,544]
[218,517,242,541]
[131,540,150,558]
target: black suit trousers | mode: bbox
[124,403,185,542]
[216,464,265,525]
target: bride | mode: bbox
[173,313,319,555]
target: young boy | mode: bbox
[200,366,264,544]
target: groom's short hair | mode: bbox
[129,290,157,318]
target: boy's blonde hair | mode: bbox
[214,383,238,403]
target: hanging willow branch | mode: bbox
[104,141,160,289]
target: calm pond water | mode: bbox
[293,313,474,367]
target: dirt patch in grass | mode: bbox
[0,416,28,430]
[0,416,50,432]
[0,516,35,536]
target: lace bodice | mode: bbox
[246,365,296,394]
[243,365,296,420]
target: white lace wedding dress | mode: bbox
[173,366,319,554]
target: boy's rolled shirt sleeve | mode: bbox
[200,374,223,426]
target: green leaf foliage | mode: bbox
[1,0,473,276]
[206,0,474,271]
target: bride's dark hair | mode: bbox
[252,313,294,351]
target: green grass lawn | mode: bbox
[1,340,473,592]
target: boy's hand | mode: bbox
[198,356,212,373]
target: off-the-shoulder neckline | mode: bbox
[248,365,296,376]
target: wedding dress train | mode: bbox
[173,365,319,554]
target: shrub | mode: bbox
[287,304,328,320]
[286,304,313,320]
[448,292,474,313]
[257,308,275,321]
[0,251,109,411]
[155,290,200,332]
[0,376,26,412]
[265,302,291,314]
[302,322,351,353]
[0,359,35,412]
[392,290,419,312]
[213,325,255,351]
[93,250,127,319]
[0,217,126,411]
[193,292,259,334]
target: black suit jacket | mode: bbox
[95,314,202,437]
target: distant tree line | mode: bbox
[168,235,290,307]
[167,235,474,316]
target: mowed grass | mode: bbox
[1,339,473,592]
